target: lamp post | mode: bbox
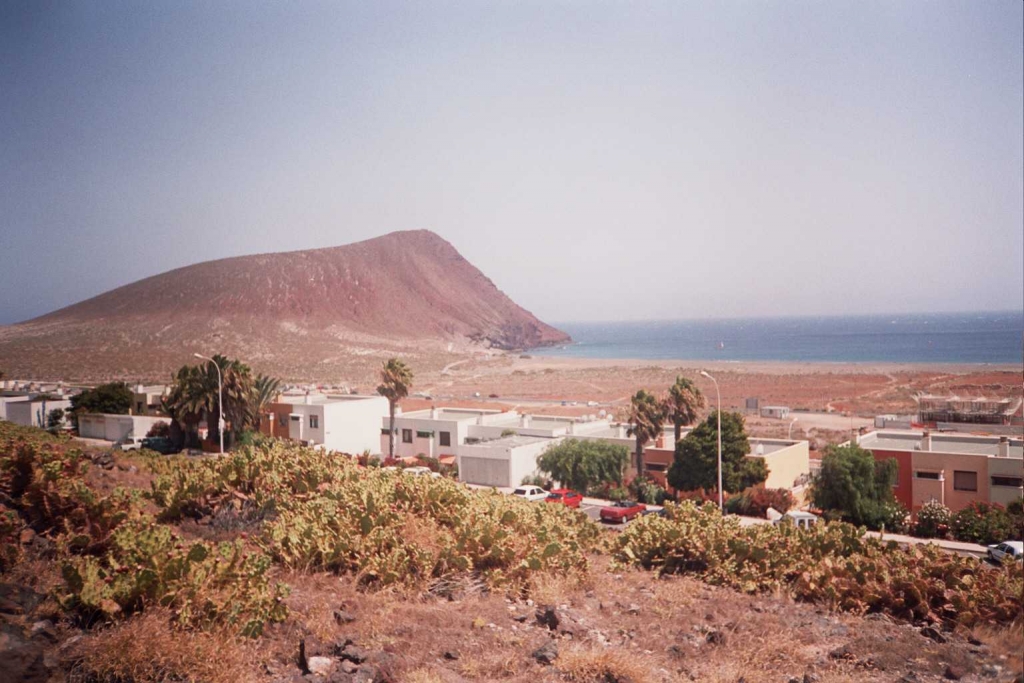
[788,418,798,440]
[699,370,723,512]
[193,353,224,454]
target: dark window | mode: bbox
[953,470,977,492]
[402,429,412,444]
[136,401,144,413]
[278,415,287,427]
[645,463,668,472]
[310,415,319,429]
[991,476,1024,488]
[915,471,940,480]
[439,431,451,447]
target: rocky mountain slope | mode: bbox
[0,230,568,381]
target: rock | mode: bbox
[340,644,368,664]
[299,636,326,674]
[536,606,560,631]
[29,620,57,643]
[0,623,49,683]
[979,664,1001,678]
[705,629,726,646]
[943,664,962,680]
[512,614,528,623]
[334,609,356,625]
[532,640,559,665]
[828,645,854,661]
[627,603,640,615]
[443,649,461,660]
[340,660,358,674]
[920,626,947,644]
[307,656,335,676]
[802,673,820,683]
[352,664,384,683]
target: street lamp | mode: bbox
[193,353,224,454]
[699,370,723,512]
[788,418,798,440]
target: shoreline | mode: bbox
[517,353,1022,375]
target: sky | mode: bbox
[1,1,1022,325]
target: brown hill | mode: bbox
[0,230,569,381]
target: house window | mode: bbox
[991,476,1024,488]
[279,414,287,427]
[915,471,941,480]
[402,429,413,444]
[439,431,451,447]
[645,463,668,472]
[136,401,144,413]
[953,470,977,492]
[310,415,319,429]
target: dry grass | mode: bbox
[970,622,1024,675]
[63,610,258,683]
[557,646,654,683]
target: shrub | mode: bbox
[629,476,668,505]
[146,421,171,438]
[950,502,1018,546]
[613,501,1023,628]
[914,500,952,539]
[725,486,795,518]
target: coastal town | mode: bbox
[3,359,1021,546]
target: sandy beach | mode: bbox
[401,352,1022,432]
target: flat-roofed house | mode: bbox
[262,393,388,455]
[854,430,1024,512]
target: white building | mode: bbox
[78,413,170,443]
[264,394,389,455]
[458,434,560,488]
[759,405,791,419]
[6,397,73,429]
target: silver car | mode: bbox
[987,541,1023,563]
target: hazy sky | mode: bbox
[2,1,1022,325]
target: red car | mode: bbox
[599,500,647,523]
[545,489,583,508]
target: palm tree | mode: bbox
[164,365,207,448]
[626,389,664,478]
[166,355,254,449]
[248,374,281,431]
[664,376,705,444]
[377,358,413,458]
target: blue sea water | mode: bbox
[533,312,1024,365]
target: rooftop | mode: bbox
[462,434,553,448]
[858,431,1024,459]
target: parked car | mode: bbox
[404,466,441,478]
[512,486,548,502]
[545,489,583,508]
[141,436,176,454]
[118,436,145,452]
[987,541,1023,563]
[600,500,647,523]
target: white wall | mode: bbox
[0,396,30,421]
[456,437,559,488]
[321,396,389,455]
[6,400,72,428]
[78,414,169,442]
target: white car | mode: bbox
[512,486,549,502]
[987,541,1023,563]
[119,436,145,452]
[404,466,441,478]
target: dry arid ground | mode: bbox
[406,354,1022,428]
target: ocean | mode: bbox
[532,312,1024,365]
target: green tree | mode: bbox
[664,376,705,444]
[668,411,765,494]
[377,358,413,459]
[247,374,281,431]
[536,438,629,494]
[70,382,133,417]
[46,408,65,433]
[810,443,898,529]
[164,356,254,449]
[626,390,664,477]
